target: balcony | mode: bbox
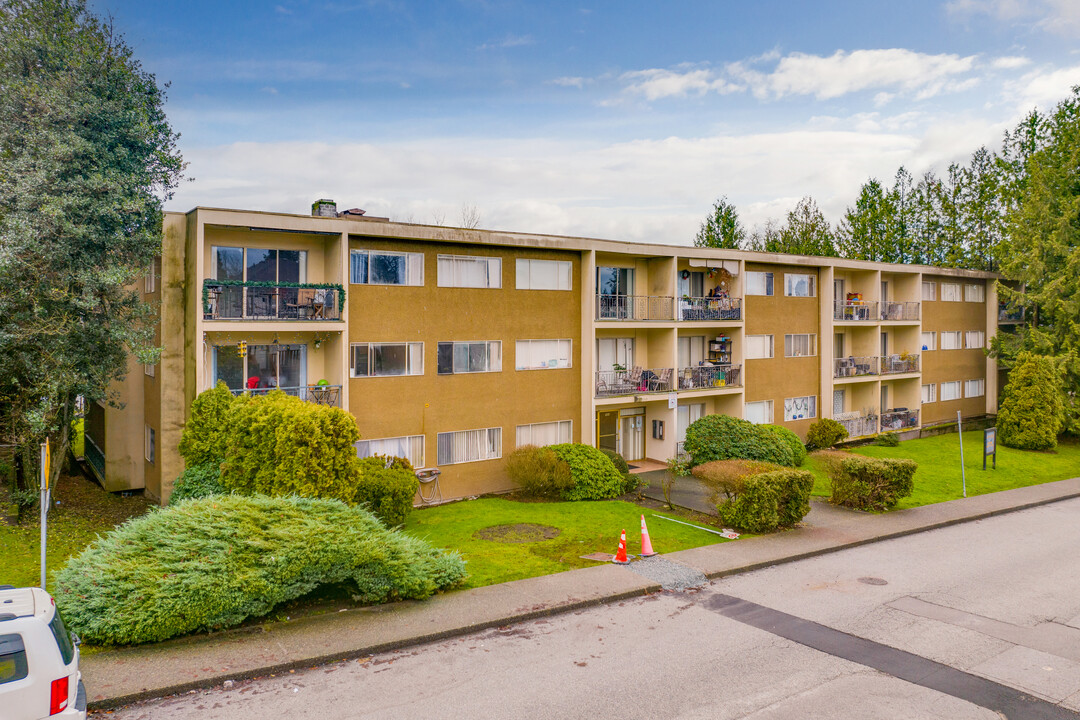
[880,353,920,375]
[998,304,1026,323]
[834,412,878,439]
[596,295,674,321]
[834,356,879,379]
[678,297,742,322]
[595,367,674,397]
[834,301,878,321]
[881,408,919,431]
[229,384,342,407]
[678,365,742,390]
[204,281,343,321]
[880,301,920,321]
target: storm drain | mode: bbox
[624,555,706,590]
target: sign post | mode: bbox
[39,439,50,590]
[957,411,966,498]
[983,427,997,470]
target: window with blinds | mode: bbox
[784,396,817,421]
[941,381,961,401]
[515,339,572,370]
[437,255,502,288]
[921,281,936,301]
[964,284,985,302]
[921,331,936,351]
[516,420,572,447]
[350,249,424,285]
[784,333,817,357]
[941,283,961,302]
[437,427,502,465]
[436,341,501,374]
[744,400,773,424]
[964,379,985,398]
[516,259,572,290]
[355,435,425,467]
[745,271,773,296]
[745,335,774,359]
[921,384,936,404]
[351,343,424,377]
[965,331,984,349]
[784,273,816,297]
[940,331,962,350]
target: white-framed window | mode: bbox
[350,249,424,286]
[144,259,156,294]
[516,339,572,370]
[921,383,936,404]
[941,381,962,401]
[965,378,985,398]
[437,427,502,465]
[921,281,936,301]
[351,342,424,377]
[516,420,572,447]
[516,259,572,290]
[784,333,817,357]
[784,396,817,421]
[678,336,707,367]
[965,331,985,349]
[355,435,425,468]
[964,283,985,302]
[784,273,816,297]
[438,254,502,288]
[597,337,634,372]
[144,425,155,465]
[745,335,774,360]
[745,271,774,296]
[941,283,962,302]
[437,341,502,374]
[940,331,962,350]
[744,400,773,424]
[144,363,155,377]
[921,332,936,351]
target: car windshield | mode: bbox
[48,610,75,665]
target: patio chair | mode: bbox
[627,366,644,390]
[648,367,672,392]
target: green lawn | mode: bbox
[403,497,728,589]
[810,433,1080,510]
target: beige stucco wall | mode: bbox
[921,276,990,424]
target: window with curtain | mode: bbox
[515,339,571,370]
[784,334,817,357]
[965,331,985,349]
[516,259,571,290]
[784,273,816,297]
[436,341,502,374]
[350,249,424,285]
[677,336,706,367]
[745,335,774,359]
[350,343,424,377]
[745,271,773,296]
[940,331,962,350]
[355,435,425,467]
[437,427,502,465]
[922,281,936,301]
[516,420,572,447]
[965,379,985,397]
[941,381,961,401]
[438,255,502,288]
[784,396,817,421]
[596,337,634,372]
[921,331,936,351]
[744,401,773,424]
[964,284,985,302]
[921,384,936,404]
[941,283,961,302]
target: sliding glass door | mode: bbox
[212,344,307,392]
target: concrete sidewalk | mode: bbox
[83,477,1080,711]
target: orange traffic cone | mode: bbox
[640,515,657,557]
[612,529,630,564]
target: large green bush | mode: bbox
[354,456,419,526]
[762,424,806,466]
[505,445,574,498]
[178,381,236,466]
[168,462,225,504]
[683,414,795,467]
[713,468,814,532]
[998,353,1065,450]
[805,418,849,451]
[829,456,916,511]
[550,443,625,501]
[54,495,466,645]
[219,391,363,503]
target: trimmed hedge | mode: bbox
[505,445,574,498]
[715,469,814,532]
[178,381,235,466]
[692,459,787,496]
[763,424,806,466]
[683,414,795,467]
[54,495,467,645]
[549,443,625,501]
[805,418,849,451]
[998,353,1065,450]
[354,456,419,526]
[829,456,916,511]
[168,462,225,504]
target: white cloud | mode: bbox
[476,34,534,51]
[549,76,587,89]
[992,55,1032,69]
[947,0,1080,36]
[1003,63,1080,110]
[620,67,741,100]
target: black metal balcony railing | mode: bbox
[998,304,1026,323]
[595,368,674,397]
[678,365,742,390]
[229,385,342,407]
[834,301,878,321]
[595,295,674,321]
[881,409,919,431]
[834,356,879,378]
[880,353,920,374]
[678,297,742,322]
[880,301,921,321]
[834,413,878,439]
[204,281,342,321]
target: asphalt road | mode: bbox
[95,497,1080,720]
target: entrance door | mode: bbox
[597,411,619,454]
[621,415,645,461]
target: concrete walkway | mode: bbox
[82,476,1080,711]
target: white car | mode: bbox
[0,586,86,719]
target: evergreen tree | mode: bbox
[836,179,894,261]
[694,196,746,249]
[775,197,837,256]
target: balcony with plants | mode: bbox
[203,280,344,321]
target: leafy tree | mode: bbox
[996,353,1065,450]
[960,147,1005,271]
[694,196,746,249]
[0,0,183,483]
[774,197,837,256]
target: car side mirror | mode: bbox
[71,632,81,647]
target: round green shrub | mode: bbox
[998,352,1065,450]
[178,381,236,466]
[713,468,814,532]
[829,456,916,511]
[354,456,419,526]
[683,414,795,467]
[600,448,629,475]
[54,495,467,645]
[505,445,574,498]
[762,424,806,466]
[717,475,778,532]
[549,443,625,501]
[805,418,849,451]
[168,462,225,504]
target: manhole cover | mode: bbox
[858,577,888,586]
[473,523,561,544]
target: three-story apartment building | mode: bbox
[84,202,1002,504]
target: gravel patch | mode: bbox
[624,555,706,590]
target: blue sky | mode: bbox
[94,0,1080,243]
